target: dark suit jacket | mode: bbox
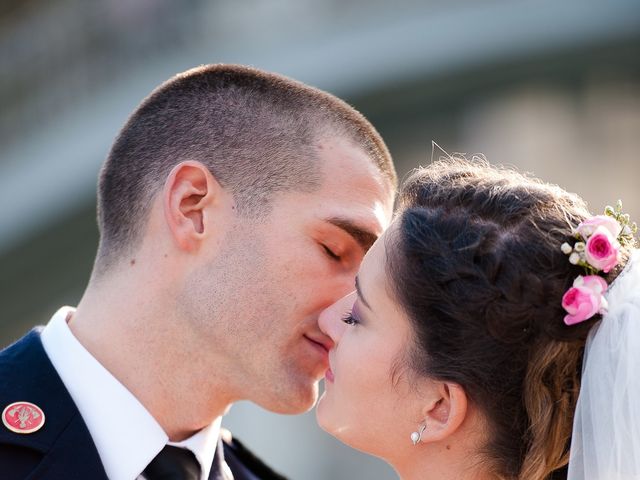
[0,329,287,480]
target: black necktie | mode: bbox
[141,445,201,480]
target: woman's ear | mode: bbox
[418,382,468,443]
[162,161,227,251]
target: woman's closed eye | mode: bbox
[342,311,360,326]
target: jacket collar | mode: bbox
[0,329,108,479]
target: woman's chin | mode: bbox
[314,391,332,433]
[315,394,359,450]
[315,391,348,441]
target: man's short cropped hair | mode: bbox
[96,64,396,270]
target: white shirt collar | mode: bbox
[40,306,221,480]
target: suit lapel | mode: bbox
[0,329,107,480]
[221,434,288,480]
[210,437,235,480]
[25,412,108,480]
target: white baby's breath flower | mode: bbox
[561,242,573,254]
[569,252,581,265]
[580,226,594,237]
[574,242,585,252]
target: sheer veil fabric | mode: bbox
[568,249,640,479]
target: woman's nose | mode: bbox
[318,291,357,344]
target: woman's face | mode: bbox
[316,227,425,459]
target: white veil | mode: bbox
[568,249,640,480]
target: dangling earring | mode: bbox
[410,424,426,445]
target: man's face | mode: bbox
[184,137,394,414]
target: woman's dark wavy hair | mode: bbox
[386,158,633,480]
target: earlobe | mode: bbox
[418,383,468,443]
[163,161,223,251]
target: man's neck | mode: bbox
[69,281,234,441]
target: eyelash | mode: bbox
[342,311,359,326]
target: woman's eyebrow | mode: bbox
[355,276,372,310]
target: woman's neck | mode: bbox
[392,442,497,480]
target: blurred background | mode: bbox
[1,0,639,478]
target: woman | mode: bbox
[316,158,639,480]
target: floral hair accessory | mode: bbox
[562,275,608,325]
[560,200,637,325]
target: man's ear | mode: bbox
[162,161,227,251]
[418,382,468,443]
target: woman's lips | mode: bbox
[325,367,335,383]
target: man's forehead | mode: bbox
[323,212,387,253]
[315,137,392,188]
[316,174,394,244]
[316,163,394,223]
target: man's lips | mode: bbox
[303,333,334,353]
[303,334,334,379]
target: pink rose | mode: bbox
[562,275,608,325]
[585,226,620,273]
[576,215,622,239]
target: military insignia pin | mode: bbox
[2,401,45,434]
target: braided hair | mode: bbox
[386,158,632,479]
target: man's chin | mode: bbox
[260,381,320,415]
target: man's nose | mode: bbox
[318,291,357,344]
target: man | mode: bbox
[0,64,396,479]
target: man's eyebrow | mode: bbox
[355,276,372,310]
[326,217,379,253]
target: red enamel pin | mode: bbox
[2,401,45,434]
